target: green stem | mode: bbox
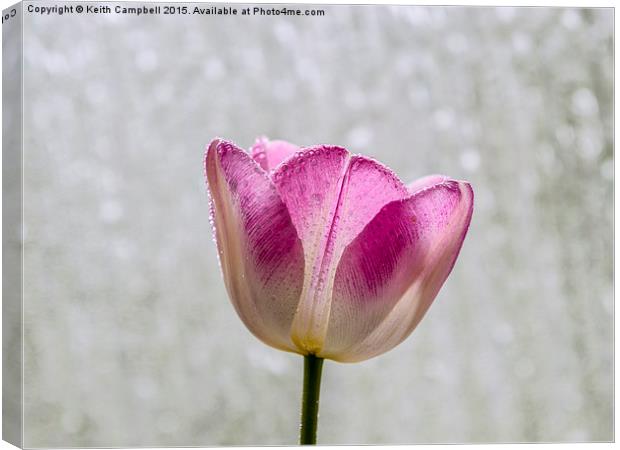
[299,354,324,445]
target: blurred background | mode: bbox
[20,3,612,446]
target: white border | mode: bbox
[0,1,615,450]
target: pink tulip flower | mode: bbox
[205,137,473,363]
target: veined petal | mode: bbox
[321,180,473,362]
[271,147,408,354]
[250,136,300,172]
[205,139,305,353]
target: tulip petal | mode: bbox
[321,180,473,362]
[271,147,409,353]
[205,139,305,353]
[250,136,300,172]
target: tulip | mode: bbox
[204,137,473,444]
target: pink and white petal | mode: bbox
[205,139,305,353]
[407,174,448,194]
[250,136,300,172]
[271,146,348,352]
[320,180,473,362]
[271,148,408,353]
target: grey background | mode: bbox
[16,2,613,446]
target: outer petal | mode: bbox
[271,147,409,354]
[205,139,305,353]
[321,180,473,362]
[250,136,300,172]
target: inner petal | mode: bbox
[250,136,300,172]
[271,147,408,353]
